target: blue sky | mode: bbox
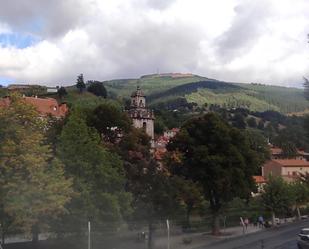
[0,77,14,86]
[0,32,40,49]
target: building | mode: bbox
[128,86,154,140]
[270,146,309,160]
[262,159,309,182]
[252,175,267,194]
[0,96,68,118]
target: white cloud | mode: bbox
[0,0,308,87]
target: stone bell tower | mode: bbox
[128,86,154,140]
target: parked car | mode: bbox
[298,228,309,249]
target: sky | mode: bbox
[0,0,309,87]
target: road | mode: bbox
[196,219,309,249]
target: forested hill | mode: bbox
[103,74,308,114]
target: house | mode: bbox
[270,146,309,160]
[0,96,68,118]
[262,159,309,182]
[253,175,267,194]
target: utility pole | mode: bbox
[88,221,91,249]
[166,219,170,249]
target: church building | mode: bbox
[128,86,154,140]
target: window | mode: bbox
[143,122,147,130]
[139,99,143,107]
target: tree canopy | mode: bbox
[0,94,73,242]
[167,113,260,234]
[76,74,86,93]
[87,81,107,98]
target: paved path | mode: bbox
[194,219,309,249]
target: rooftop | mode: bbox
[273,159,309,167]
[0,96,68,118]
[253,176,266,184]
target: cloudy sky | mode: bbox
[0,0,309,87]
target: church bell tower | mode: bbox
[128,86,154,140]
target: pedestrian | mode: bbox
[258,215,264,228]
[244,218,249,230]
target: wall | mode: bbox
[263,160,282,178]
[132,118,154,139]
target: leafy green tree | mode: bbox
[281,142,297,158]
[247,117,257,128]
[87,81,107,98]
[232,113,246,129]
[88,103,132,143]
[119,128,177,249]
[57,86,67,99]
[0,94,73,243]
[167,113,260,235]
[56,110,131,232]
[245,130,270,173]
[290,180,309,219]
[172,177,205,229]
[261,176,293,225]
[258,119,265,130]
[76,74,86,93]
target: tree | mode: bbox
[172,177,205,229]
[0,94,73,243]
[88,103,132,143]
[57,86,67,99]
[167,113,260,235]
[261,176,293,226]
[247,117,257,128]
[76,74,86,93]
[290,180,309,219]
[56,110,131,232]
[119,128,178,249]
[232,113,246,129]
[87,81,107,98]
[258,119,265,130]
[244,130,270,173]
[281,142,297,158]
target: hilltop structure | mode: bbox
[128,86,154,140]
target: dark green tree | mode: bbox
[88,103,132,143]
[172,177,205,229]
[167,113,260,235]
[87,81,107,98]
[232,113,246,129]
[281,142,297,158]
[245,130,270,172]
[57,86,67,99]
[257,119,265,130]
[247,117,257,128]
[76,74,86,93]
[56,110,131,233]
[119,128,177,249]
[261,176,293,225]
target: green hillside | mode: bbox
[104,73,207,97]
[103,74,308,114]
[3,73,307,114]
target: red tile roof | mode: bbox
[253,176,266,184]
[0,96,68,118]
[270,147,282,155]
[273,159,309,167]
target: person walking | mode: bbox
[258,215,264,228]
[244,218,249,230]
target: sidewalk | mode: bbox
[151,225,263,249]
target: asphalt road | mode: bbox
[197,219,309,249]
